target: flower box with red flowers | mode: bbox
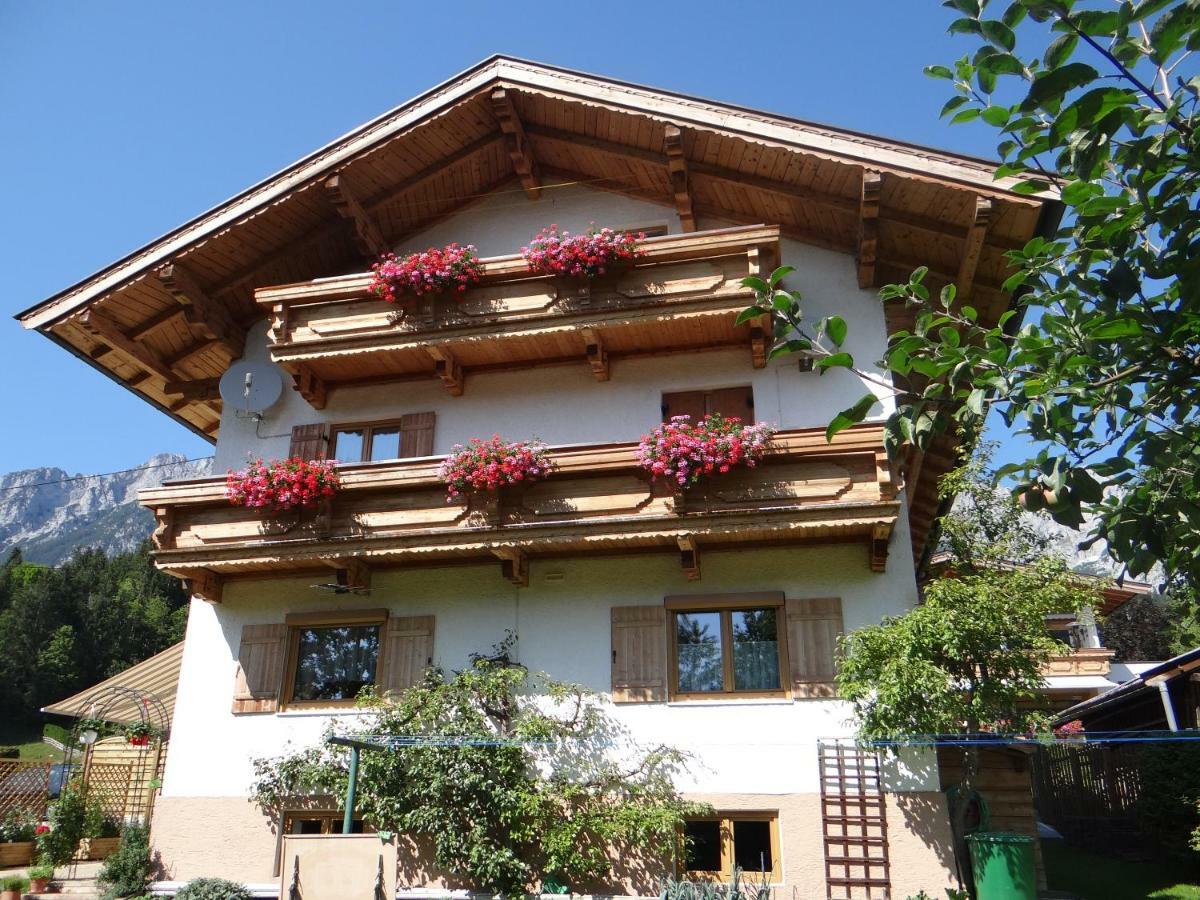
[368,243,484,305]
[225,458,341,513]
[637,414,776,508]
[438,436,553,522]
[521,225,644,279]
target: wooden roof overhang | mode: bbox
[138,424,897,601]
[257,225,780,397]
[18,55,1062,566]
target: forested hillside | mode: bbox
[0,543,188,725]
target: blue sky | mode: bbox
[0,1,1020,475]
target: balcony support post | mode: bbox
[428,347,464,396]
[678,534,701,581]
[869,523,891,573]
[183,569,223,604]
[495,549,529,587]
[290,365,328,409]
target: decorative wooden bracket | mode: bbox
[184,569,223,604]
[956,195,993,301]
[678,534,701,581]
[875,449,897,502]
[491,88,541,199]
[322,557,371,592]
[291,366,328,409]
[663,124,696,232]
[869,523,891,573]
[77,307,177,382]
[151,507,175,550]
[163,377,222,402]
[856,170,882,289]
[325,174,389,258]
[749,314,771,369]
[156,261,246,360]
[427,347,464,396]
[581,327,610,381]
[495,549,529,587]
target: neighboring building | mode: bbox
[1053,646,1200,733]
[16,58,1061,898]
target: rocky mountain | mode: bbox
[0,454,211,565]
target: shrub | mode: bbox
[0,809,36,843]
[1137,741,1200,859]
[0,875,29,892]
[38,783,87,866]
[98,825,150,900]
[28,862,54,880]
[174,877,253,900]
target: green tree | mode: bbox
[740,1,1200,596]
[252,643,701,899]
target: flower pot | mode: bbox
[0,840,33,866]
[1,888,22,900]
[127,735,150,746]
[466,485,525,527]
[30,876,50,892]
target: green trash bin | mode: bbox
[967,831,1036,900]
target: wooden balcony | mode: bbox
[255,225,779,406]
[1042,648,1115,678]
[140,425,898,602]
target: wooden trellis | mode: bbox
[0,760,52,819]
[818,740,892,900]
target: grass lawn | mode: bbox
[0,722,64,762]
[1044,840,1200,899]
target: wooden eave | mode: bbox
[140,424,898,589]
[18,55,1062,568]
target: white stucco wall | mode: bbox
[213,186,893,470]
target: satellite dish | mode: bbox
[219,361,285,414]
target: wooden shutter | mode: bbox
[379,615,435,695]
[288,423,329,460]
[611,606,668,703]
[661,391,707,423]
[786,598,844,699]
[708,386,755,423]
[398,412,436,458]
[232,623,289,714]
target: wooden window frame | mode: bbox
[281,608,388,710]
[330,419,409,463]
[281,809,372,835]
[681,812,780,881]
[667,594,790,701]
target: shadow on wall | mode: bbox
[893,791,959,883]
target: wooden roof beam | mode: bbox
[956,196,994,301]
[325,174,389,259]
[164,338,223,369]
[856,170,882,289]
[663,125,696,233]
[157,262,246,360]
[128,306,186,342]
[75,308,177,382]
[364,133,503,212]
[163,377,221,401]
[491,88,541,199]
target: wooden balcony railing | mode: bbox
[1041,647,1115,678]
[255,225,780,407]
[140,425,898,603]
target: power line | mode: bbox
[0,455,215,498]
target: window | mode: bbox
[283,811,370,835]
[283,610,386,707]
[661,387,754,424]
[682,814,778,879]
[330,412,435,463]
[669,598,787,699]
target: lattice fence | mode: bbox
[0,760,52,819]
[84,763,132,822]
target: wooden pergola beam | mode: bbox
[663,125,696,232]
[857,170,882,289]
[325,174,389,259]
[76,308,177,382]
[491,88,541,199]
[956,196,994,301]
[157,262,245,359]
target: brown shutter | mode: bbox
[232,623,289,714]
[398,412,436,458]
[288,423,329,460]
[786,598,844,699]
[708,386,755,423]
[662,391,707,424]
[379,615,435,695]
[611,606,668,703]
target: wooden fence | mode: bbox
[1031,742,1144,854]
[0,760,52,820]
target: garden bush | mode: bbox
[97,825,150,900]
[174,877,252,900]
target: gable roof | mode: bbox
[14,55,1062,564]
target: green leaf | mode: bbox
[1148,2,1200,63]
[735,307,765,326]
[939,326,962,348]
[826,394,878,442]
[772,293,794,312]
[1088,318,1143,339]
[818,352,855,372]
[951,107,982,124]
[925,65,955,80]
[1043,33,1078,68]
[1060,180,1103,205]
[1024,63,1100,109]
[1070,10,1121,35]
[982,105,1010,126]
[966,388,986,415]
[981,19,1017,50]
[768,265,796,287]
[739,276,767,293]
[948,16,983,34]
[940,96,970,118]
[941,284,958,308]
[825,315,848,347]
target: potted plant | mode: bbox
[439,436,553,524]
[85,816,123,860]
[124,721,161,747]
[0,810,36,867]
[369,243,484,306]
[28,861,53,893]
[521,224,644,279]
[226,458,341,513]
[0,875,28,900]
[637,414,776,512]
